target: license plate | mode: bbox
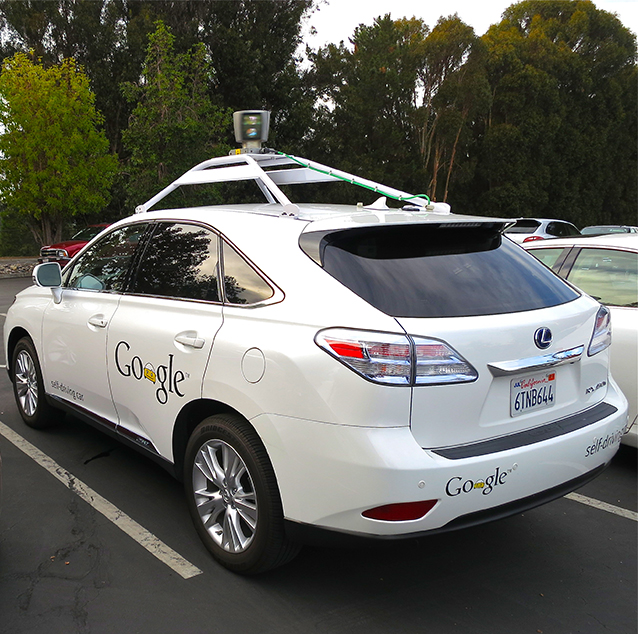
[510,372,556,417]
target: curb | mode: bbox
[0,258,38,279]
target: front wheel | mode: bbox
[11,337,61,429]
[184,413,300,574]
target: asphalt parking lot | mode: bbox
[0,276,636,634]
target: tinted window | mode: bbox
[505,219,540,234]
[305,224,579,318]
[131,223,221,301]
[528,247,566,270]
[567,248,637,308]
[71,225,107,241]
[222,241,273,305]
[65,224,146,291]
[548,222,580,237]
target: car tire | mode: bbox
[184,413,300,574]
[11,337,61,429]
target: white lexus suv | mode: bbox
[4,143,628,574]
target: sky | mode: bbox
[302,0,638,49]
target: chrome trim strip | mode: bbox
[488,345,584,377]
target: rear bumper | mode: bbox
[284,462,607,547]
[252,383,628,538]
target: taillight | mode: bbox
[588,305,612,356]
[522,236,545,243]
[315,328,478,386]
[316,329,411,385]
[413,336,478,385]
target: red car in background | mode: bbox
[38,224,110,266]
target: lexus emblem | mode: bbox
[534,327,552,350]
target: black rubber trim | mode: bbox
[429,402,617,460]
[284,462,608,548]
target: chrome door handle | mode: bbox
[88,315,108,328]
[174,333,205,349]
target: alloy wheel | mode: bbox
[192,439,258,553]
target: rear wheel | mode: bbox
[11,337,61,429]
[184,413,300,573]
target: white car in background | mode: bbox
[581,225,638,236]
[505,218,581,243]
[525,234,637,447]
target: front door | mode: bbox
[42,223,148,424]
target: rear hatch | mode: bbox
[302,218,610,448]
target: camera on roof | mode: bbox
[233,110,270,149]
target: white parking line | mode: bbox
[0,420,203,579]
[565,492,638,521]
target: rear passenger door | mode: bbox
[106,222,224,460]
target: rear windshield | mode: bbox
[301,224,579,318]
[504,219,541,234]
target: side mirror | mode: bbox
[33,262,62,287]
[33,262,63,304]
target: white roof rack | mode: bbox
[135,150,449,216]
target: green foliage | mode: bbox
[419,15,488,202]
[0,52,117,246]
[473,0,637,224]
[308,16,429,200]
[121,22,232,210]
[0,207,39,256]
[0,0,633,240]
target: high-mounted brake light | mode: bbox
[588,305,612,356]
[315,329,478,386]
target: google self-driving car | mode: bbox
[4,111,628,573]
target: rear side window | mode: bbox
[528,247,566,270]
[301,224,579,318]
[131,223,221,302]
[548,222,580,237]
[222,241,274,305]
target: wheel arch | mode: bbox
[6,326,32,377]
[172,398,251,482]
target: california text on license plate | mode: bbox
[510,372,556,417]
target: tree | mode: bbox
[121,21,232,210]
[418,15,489,202]
[308,15,428,200]
[0,52,117,246]
[0,0,318,157]
[473,0,637,223]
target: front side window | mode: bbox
[567,248,638,307]
[65,224,147,292]
[131,223,221,302]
